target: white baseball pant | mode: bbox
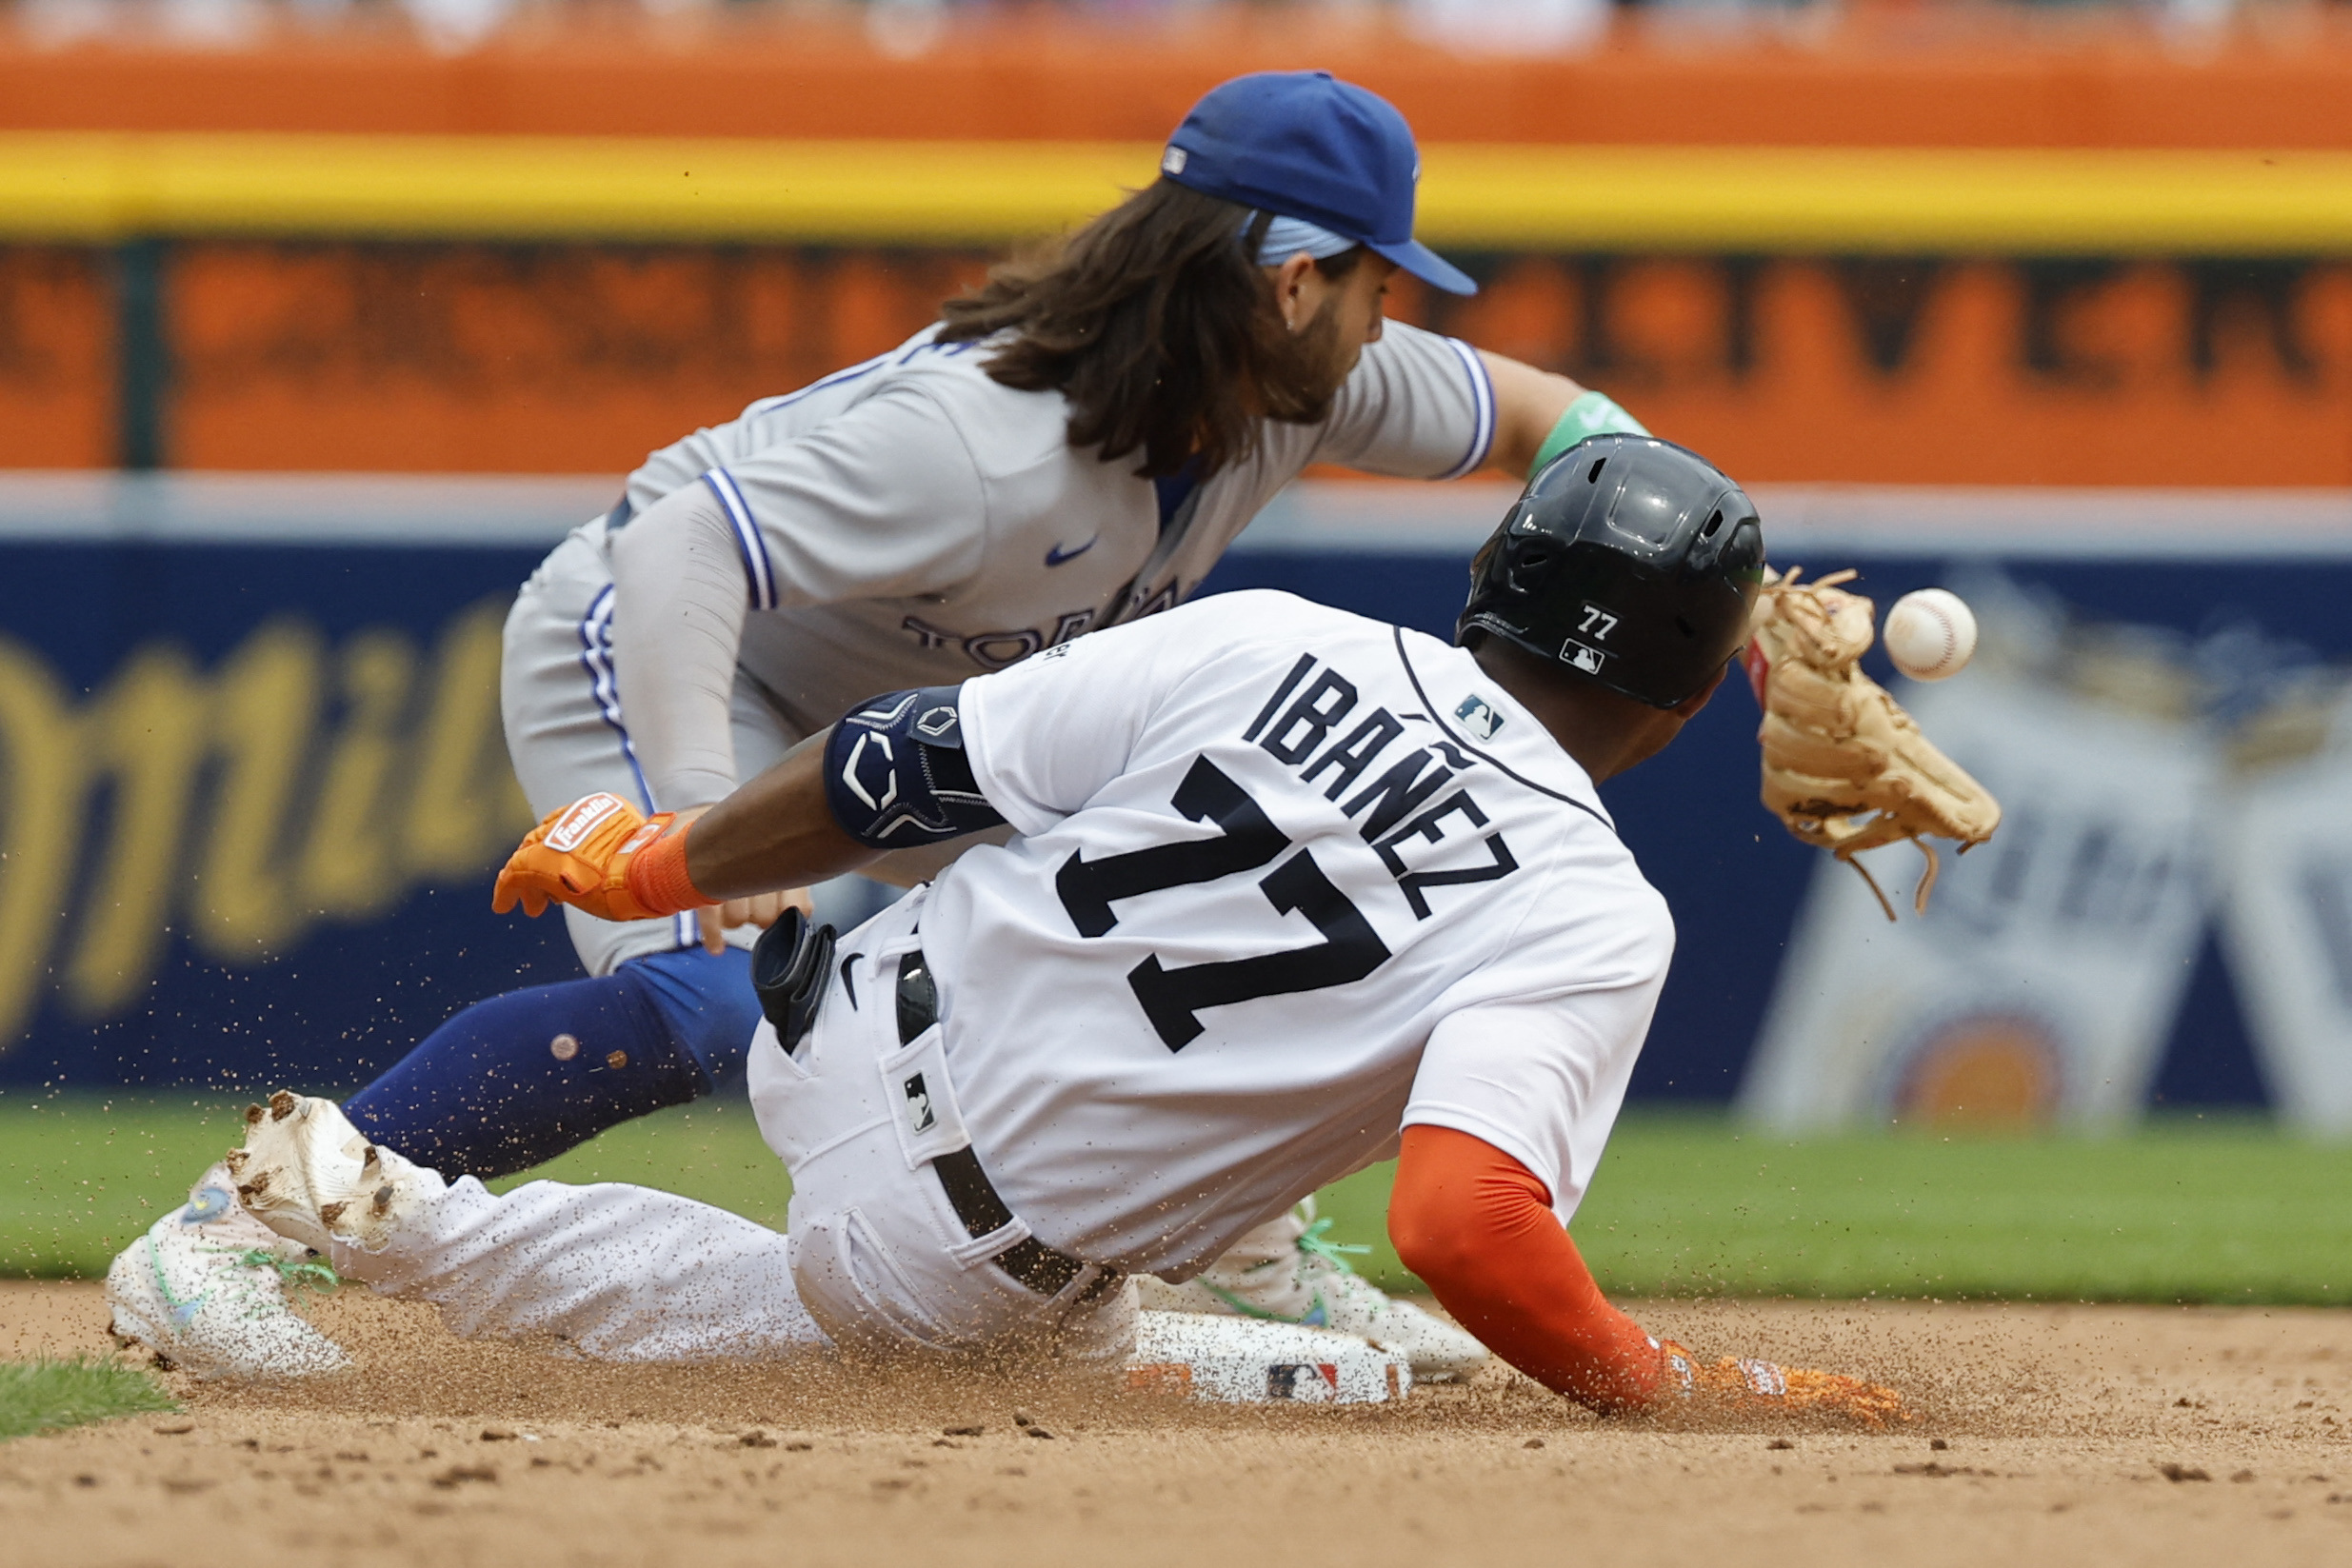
[322,890,1132,1362]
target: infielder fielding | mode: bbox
[109,69,1661,1379]
[198,438,1897,1423]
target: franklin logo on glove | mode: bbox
[545,793,628,854]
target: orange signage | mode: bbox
[4,243,2344,486]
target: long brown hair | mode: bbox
[937,179,1360,480]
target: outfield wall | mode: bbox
[6,33,2352,486]
[5,474,2350,1126]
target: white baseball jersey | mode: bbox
[602,320,1498,810]
[923,589,1674,1280]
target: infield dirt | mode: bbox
[4,1280,2348,1567]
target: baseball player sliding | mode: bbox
[109,70,1663,1379]
[192,438,1900,1424]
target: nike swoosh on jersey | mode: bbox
[1045,537,1098,566]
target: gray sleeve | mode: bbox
[1308,321,1497,481]
[608,384,988,809]
[701,382,987,612]
[620,343,912,516]
[608,483,753,811]
[625,425,732,517]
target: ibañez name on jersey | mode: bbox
[1238,647,1522,923]
[930,590,1669,1280]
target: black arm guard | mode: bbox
[823,685,1007,848]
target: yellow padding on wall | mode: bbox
[2,134,2346,252]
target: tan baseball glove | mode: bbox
[1745,567,2001,919]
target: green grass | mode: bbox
[7,1093,2349,1305]
[0,1096,263,1278]
[0,1093,795,1277]
[1559,1112,2352,1306]
[0,1360,175,1440]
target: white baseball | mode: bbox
[1884,588,1977,681]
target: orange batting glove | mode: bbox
[492,792,715,923]
[1660,1340,1907,1429]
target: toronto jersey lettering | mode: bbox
[918,590,1675,1280]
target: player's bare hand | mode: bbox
[493,792,688,923]
[1661,1340,1906,1429]
[695,888,815,955]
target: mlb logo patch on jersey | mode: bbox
[1454,694,1505,741]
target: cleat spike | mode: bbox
[269,1091,297,1121]
[244,1103,266,1125]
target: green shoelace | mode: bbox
[235,1248,341,1294]
[1198,1216,1375,1324]
[1295,1216,1372,1275]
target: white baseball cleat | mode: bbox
[1126,1310,1411,1404]
[225,1091,424,1255]
[1134,1199,1489,1381]
[104,1163,349,1379]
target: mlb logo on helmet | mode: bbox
[1158,71,1478,298]
[1565,643,1608,676]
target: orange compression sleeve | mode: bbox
[1388,1124,1664,1415]
[624,819,716,916]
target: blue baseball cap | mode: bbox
[1159,70,1478,298]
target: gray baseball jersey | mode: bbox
[500,319,1495,974]
[603,320,1498,813]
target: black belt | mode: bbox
[894,950,1116,1301]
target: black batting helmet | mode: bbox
[1457,434,1764,708]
